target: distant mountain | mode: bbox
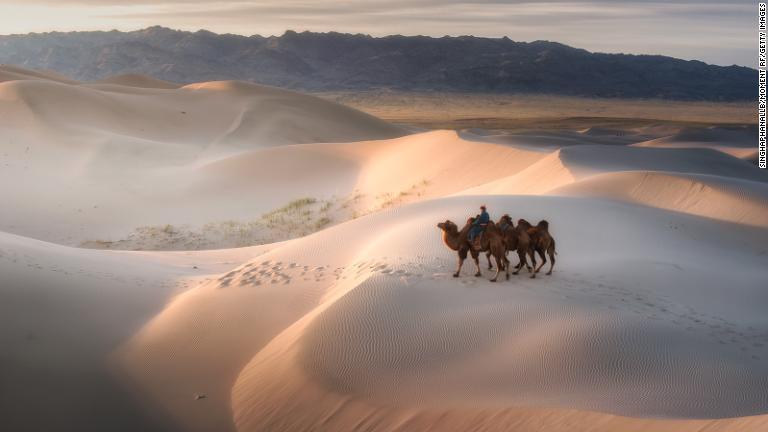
[0,26,756,101]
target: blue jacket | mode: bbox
[474,210,490,225]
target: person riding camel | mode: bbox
[498,213,512,231]
[468,205,490,243]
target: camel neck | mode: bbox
[442,229,461,251]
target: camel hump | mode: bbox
[537,220,550,231]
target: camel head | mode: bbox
[437,220,458,233]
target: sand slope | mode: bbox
[0,69,407,245]
[92,73,182,89]
[463,145,768,225]
[194,130,545,212]
[0,64,78,84]
[110,196,768,432]
[0,230,271,431]
[1,67,767,432]
[0,78,403,153]
[0,231,170,432]
[633,126,758,160]
[469,142,768,195]
[552,171,768,227]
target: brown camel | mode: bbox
[517,219,557,277]
[437,218,509,282]
[486,214,532,275]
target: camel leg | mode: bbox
[454,256,464,277]
[528,250,537,278]
[471,250,482,277]
[454,249,468,277]
[513,250,526,275]
[503,254,510,280]
[546,247,556,275]
[535,250,546,274]
[486,251,493,270]
[491,254,504,282]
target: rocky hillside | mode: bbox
[0,26,755,100]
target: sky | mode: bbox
[0,0,756,67]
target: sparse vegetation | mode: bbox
[81,196,346,250]
[319,200,333,213]
[377,180,432,210]
[262,197,321,236]
[315,217,332,230]
[80,184,435,251]
[341,191,364,209]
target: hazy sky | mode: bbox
[0,0,755,67]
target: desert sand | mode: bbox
[1,65,766,432]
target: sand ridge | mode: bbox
[633,126,758,160]
[92,73,182,89]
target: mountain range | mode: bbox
[0,26,755,101]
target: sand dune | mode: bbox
[233,197,768,417]
[0,229,269,431]
[464,144,767,196]
[0,70,406,245]
[0,64,78,84]
[109,196,768,431]
[463,144,768,226]
[557,144,766,181]
[633,126,758,160]
[1,67,767,432]
[463,128,649,149]
[195,130,544,211]
[93,73,182,89]
[0,78,402,154]
[552,171,768,227]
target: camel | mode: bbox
[437,218,509,282]
[516,219,557,277]
[486,215,532,275]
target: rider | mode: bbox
[499,213,512,231]
[468,205,490,242]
